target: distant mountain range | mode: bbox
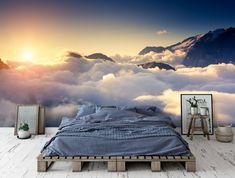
[138,62,175,71]
[67,52,115,62]
[86,53,115,62]
[139,46,165,55]
[67,51,82,58]
[0,59,9,70]
[139,35,201,55]
[2,27,234,71]
[139,27,235,67]
[68,27,235,69]
[183,28,235,67]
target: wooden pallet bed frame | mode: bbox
[37,153,196,172]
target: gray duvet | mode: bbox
[42,107,190,156]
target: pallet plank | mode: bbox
[110,156,116,160]
[37,160,47,172]
[73,156,81,160]
[185,161,196,172]
[117,161,126,171]
[67,156,73,159]
[146,156,152,160]
[174,156,181,160]
[117,156,123,160]
[131,156,137,160]
[160,156,167,160]
[151,161,161,172]
[167,156,174,160]
[72,161,83,172]
[107,161,117,172]
[138,156,145,160]
[81,156,88,160]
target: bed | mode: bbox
[38,105,196,172]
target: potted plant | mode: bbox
[18,123,31,139]
[187,96,199,115]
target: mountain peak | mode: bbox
[67,52,82,58]
[138,46,165,55]
[166,34,202,52]
[138,61,175,71]
[139,27,235,67]
[183,27,235,67]
[138,35,202,56]
[0,59,10,70]
[86,53,115,62]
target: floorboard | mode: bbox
[0,127,234,178]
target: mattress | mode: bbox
[41,106,191,156]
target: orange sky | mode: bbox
[1,17,182,64]
[0,1,188,64]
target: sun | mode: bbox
[22,49,34,61]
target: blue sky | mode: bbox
[1,0,235,58]
[1,0,233,32]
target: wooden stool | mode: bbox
[187,114,210,140]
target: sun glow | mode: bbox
[22,49,34,61]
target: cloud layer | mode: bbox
[156,30,168,35]
[112,49,186,66]
[0,54,234,126]
[135,89,235,126]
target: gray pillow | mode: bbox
[96,105,117,112]
[76,104,96,118]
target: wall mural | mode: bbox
[0,1,235,127]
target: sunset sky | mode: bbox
[1,0,235,63]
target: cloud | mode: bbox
[0,99,16,126]
[156,29,168,35]
[112,50,186,66]
[133,50,186,66]
[102,73,116,81]
[134,89,235,125]
[111,54,133,63]
[46,103,79,126]
[0,53,235,126]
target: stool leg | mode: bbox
[190,118,196,140]
[203,119,210,140]
[187,118,193,137]
[201,118,206,137]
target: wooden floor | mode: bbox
[0,128,235,178]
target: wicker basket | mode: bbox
[215,131,234,142]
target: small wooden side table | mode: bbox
[187,114,210,140]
